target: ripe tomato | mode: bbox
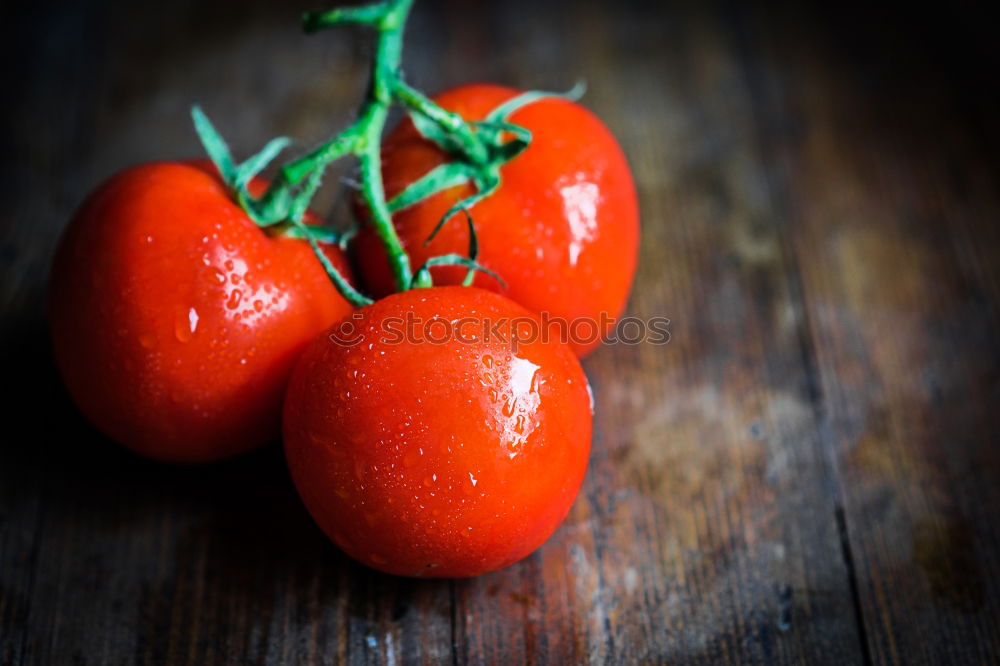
[352,84,639,357]
[283,286,592,577]
[49,161,354,463]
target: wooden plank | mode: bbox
[736,4,1000,664]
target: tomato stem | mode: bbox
[391,79,490,166]
[192,0,578,304]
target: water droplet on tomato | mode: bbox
[226,290,242,310]
[463,472,478,496]
[535,376,550,398]
[502,397,516,417]
[174,307,199,342]
[224,259,235,271]
[482,354,493,368]
[514,414,526,434]
[253,299,264,312]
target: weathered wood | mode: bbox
[738,5,1000,664]
[2,1,998,664]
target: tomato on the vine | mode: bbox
[352,84,639,357]
[283,286,592,577]
[49,161,354,463]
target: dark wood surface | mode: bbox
[2,1,999,663]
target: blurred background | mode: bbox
[2,1,998,664]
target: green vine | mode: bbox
[191,0,583,308]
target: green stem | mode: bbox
[391,79,488,165]
[247,0,420,292]
[197,0,533,301]
[302,1,393,30]
[352,1,414,291]
[359,108,414,289]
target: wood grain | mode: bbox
[1,1,998,664]
[742,6,1000,663]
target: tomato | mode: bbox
[352,84,639,357]
[283,286,592,577]
[49,161,354,463]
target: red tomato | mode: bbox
[283,286,592,577]
[353,84,639,357]
[49,162,354,463]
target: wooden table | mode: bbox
[3,1,998,663]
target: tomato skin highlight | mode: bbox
[49,162,354,463]
[283,287,592,577]
[353,84,640,357]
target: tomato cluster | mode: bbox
[49,6,637,578]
